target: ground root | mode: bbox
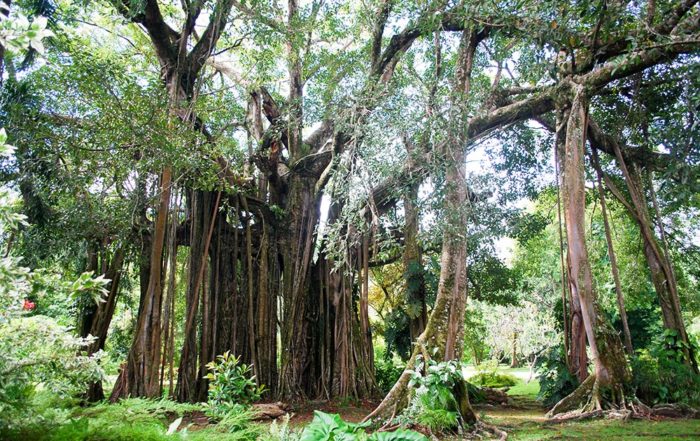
[546,398,700,423]
[470,421,508,440]
[621,399,700,419]
[546,375,596,417]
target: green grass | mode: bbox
[473,364,700,441]
[464,364,541,399]
[491,417,700,440]
[506,378,540,398]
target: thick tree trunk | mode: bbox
[255,218,279,396]
[590,149,633,355]
[176,190,221,402]
[111,167,172,400]
[365,152,476,423]
[556,107,588,383]
[549,87,629,416]
[278,178,322,399]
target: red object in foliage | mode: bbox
[23,299,36,311]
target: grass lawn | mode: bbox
[468,364,700,440]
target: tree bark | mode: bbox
[549,87,630,415]
[366,29,481,424]
[556,106,588,383]
[590,149,633,355]
[402,163,428,342]
[111,167,172,400]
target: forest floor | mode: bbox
[472,366,700,440]
[12,367,698,440]
[280,366,700,440]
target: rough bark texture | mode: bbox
[111,167,172,400]
[556,106,588,383]
[549,87,630,416]
[402,169,428,342]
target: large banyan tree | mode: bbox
[2,0,699,425]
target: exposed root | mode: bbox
[473,421,508,440]
[546,409,605,423]
[547,391,700,423]
[546,374,596,417]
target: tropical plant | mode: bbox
[300,411,426,441]
[205,351,264,417]
[535,345,579,408]
[394,357,472,433]
[631,330,700,406]
[0,190,107,432]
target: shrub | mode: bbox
[265,414,300,441]
[468,372,518,389]
[205,351,264,417]
[0,315,103,427]
[395,357,472,433]
[300,411,426,441]
[374,353,404,394]
[535,344,578,408]
[631,330,700,406]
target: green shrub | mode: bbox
[1,398,203,441]
[535,344,578,408]
[300,411,426,441]
[468,372,518,389]
[205,351,264,417]
[415,406,458,433]
[374,353,404,394]
[631,330,700,406]
[394,357,471,433]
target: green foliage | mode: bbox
[205,351,264,417]
[383,307,412,361]
[0,191,107,433]
[0,15,53,55]
[300,411,426,441]
[396,358,469,433]
[265,415,300,441]
[211,409,262,438]
[467,360,518,391]
[631,330,700,406]
[1,397,202,440]
[1,397,263,440]
[374,349,404,394]
[535,345,579,408]
[468,372,518,389]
